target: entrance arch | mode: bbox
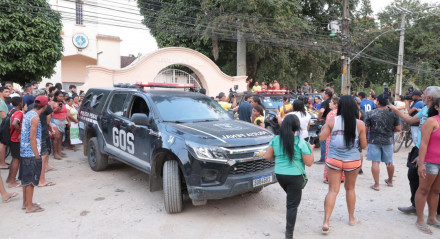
[84,47,247,97]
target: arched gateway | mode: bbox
[84,47,247,97]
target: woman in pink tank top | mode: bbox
[415,98,440,234]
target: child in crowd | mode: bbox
[253,105,265,128]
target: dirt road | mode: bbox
[0,146,434,238]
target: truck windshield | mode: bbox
[151,95,231,122]
[261,96,284,109]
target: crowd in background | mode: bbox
[0,81,84,213]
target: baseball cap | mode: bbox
[411,90,423,96]
[217,92,225,98]
[34,95,49,106]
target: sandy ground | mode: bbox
[0,145,435,239]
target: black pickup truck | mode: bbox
[78,83,275,213]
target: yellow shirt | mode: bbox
[254,116,264,126]
[252,85,262,92]
[218,101,232,111]
[280,104,292,118]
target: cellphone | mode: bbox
[307,136,315,145]
[59,102,62,107]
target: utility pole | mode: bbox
[236,30,246,76]
[395,2,407,95]
[341,0,351,95]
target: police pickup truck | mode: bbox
[79,82,275,213]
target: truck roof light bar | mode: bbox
[256,90,290,94]
[135,82,195,88]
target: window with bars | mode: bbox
[75,0,83,25]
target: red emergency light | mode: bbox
[135,82,195,88]
[256,89,290,94]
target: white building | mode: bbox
[43,0,157,89]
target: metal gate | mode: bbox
[153,69,201,89]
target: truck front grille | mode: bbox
[230,160,274,175]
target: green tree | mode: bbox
[137,0,347,89]
[0,0,63,85]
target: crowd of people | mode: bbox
[0,81,83,213]
[261,84,440,238]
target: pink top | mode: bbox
[425,115,440,164]
[52,103,67,120]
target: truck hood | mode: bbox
[165,120,273,147]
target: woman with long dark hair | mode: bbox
[50,91,68,159]
[319,95,367,233]
[265,114,314,239]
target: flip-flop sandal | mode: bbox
[2,192,18,203]
[370,185,380,191]
[385,179,393,187]
[416,223,433,234]
[0,165,10,170]
[321,226,330,234]
[26,207,45,213]
[38,182,56,187]
[22,203,41,210]
[427,223,440,229]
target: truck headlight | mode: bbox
[186,141,228,163]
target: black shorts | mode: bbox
[41,137,51,156]
[10,142,20,159]
[20,157,42,187]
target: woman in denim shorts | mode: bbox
[415,98,440,234]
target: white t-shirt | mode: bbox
[285,111,311,139]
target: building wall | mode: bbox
[61,55,97,83]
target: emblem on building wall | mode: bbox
[72,33,89,49]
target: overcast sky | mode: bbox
[113,0,437,56]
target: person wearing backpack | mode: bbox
[5,97,23,188]
[0,86,11,169]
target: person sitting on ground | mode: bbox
[264,114,314,239]
[414,97,440,234]
[320,95,367,233]
[365,94,401,191]
[21,95,48,213]
[253,105,265,128]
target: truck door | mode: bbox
[104,92,130,155]
[124,94,158,171]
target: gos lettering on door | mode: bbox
[112,127,135,154]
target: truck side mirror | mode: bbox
[131,113,150,127]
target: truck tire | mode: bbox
[87,137,108,171]
[163,160,183,213]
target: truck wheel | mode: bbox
[88,137,108,171]
[163,160,183,213]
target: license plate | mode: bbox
[252,174,272,187]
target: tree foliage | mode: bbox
[137,0,438,93]
[0,0,63,86]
